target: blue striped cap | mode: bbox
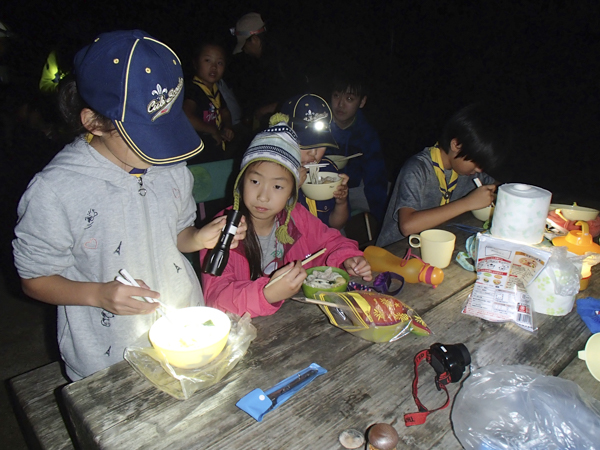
[74,30,203,165]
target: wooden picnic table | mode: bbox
[61,214,599,449]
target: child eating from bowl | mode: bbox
[200,122,372,317]
[277,93,350,230]
[376,103,511,247]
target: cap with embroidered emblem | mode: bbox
[280,94,338,150]
[74,29,203,165]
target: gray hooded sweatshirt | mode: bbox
[13,137,204,380]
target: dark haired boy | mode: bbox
[328,74,388,225]
[376,103,511,247]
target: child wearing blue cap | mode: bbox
[12,30,246,380]
[277,94,350,230]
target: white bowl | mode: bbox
[548,203,599,222]
[301,172,342,201]
[149,306,231,369]
[327,155,348,170]
[472,205,494,221]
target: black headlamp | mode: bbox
[404,343,471,427]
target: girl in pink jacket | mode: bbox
[200,123,372,317]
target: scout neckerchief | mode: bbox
[305,197,318,217]
[430,144,458,205]
[192,76,225,150]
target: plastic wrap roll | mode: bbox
[490,183,552,244]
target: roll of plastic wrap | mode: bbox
[490,183,552,244]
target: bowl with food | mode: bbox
[302,266,349,299]
[472,205,494,222]
[301,172,342,201]
[149,306,231,369]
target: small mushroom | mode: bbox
[367,423,399,450]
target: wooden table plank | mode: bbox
[62,300,375,449]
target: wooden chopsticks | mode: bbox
[264,248,326,288]
[291,296,353,311]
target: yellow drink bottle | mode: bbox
[364,246,444,287]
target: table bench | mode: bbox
[9,361,75,450]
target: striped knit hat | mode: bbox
[233,123,301,244]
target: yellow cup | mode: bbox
[408,229,456,269]
[578,333,600,382]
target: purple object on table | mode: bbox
[348,272,405,296]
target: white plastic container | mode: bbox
[526,266,577,316]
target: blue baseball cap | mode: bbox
[74,30,203,165]
[280,94,338,150]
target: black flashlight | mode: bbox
[203,209,243,276]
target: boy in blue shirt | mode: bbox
[328,71,388,225]
[376,103,511,247]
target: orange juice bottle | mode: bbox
[364,246,444,286]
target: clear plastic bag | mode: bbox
[526,247,583,316]
[124,312,256,400]
[314,290,432,342]
[544,246,583,296]
[452,365,600,450]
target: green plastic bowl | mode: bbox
[302,266,349,299]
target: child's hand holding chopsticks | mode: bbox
[263,249,327,303]
[263,260,307,304]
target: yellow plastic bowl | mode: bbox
[549,203,599,221]
[149,306,230,369]
[301,172,342,200]
[472,205,494,221]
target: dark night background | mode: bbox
[2,0,599,289]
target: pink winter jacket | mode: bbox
[200,204,362,317]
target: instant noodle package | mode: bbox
[314,291,432,342]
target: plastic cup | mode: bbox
[408,229,456,269]
[578,333,600,382]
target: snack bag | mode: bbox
[462,233,551,332]
[315,290,432,342]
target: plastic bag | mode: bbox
[314,290,432,342]
[526,246,583,316]
[456,233,480,271]
[124,312,256,400]
[452,365,600,450]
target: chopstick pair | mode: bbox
[291,296,353,311]
[264,248,326,288]
[116,269,169,315]
[473,178,496,207]
[116,270,197,346]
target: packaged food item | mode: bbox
[462,234,551,332]
[315,290,432,342]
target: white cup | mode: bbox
[579,333,600,382]
[408,229,456,269]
